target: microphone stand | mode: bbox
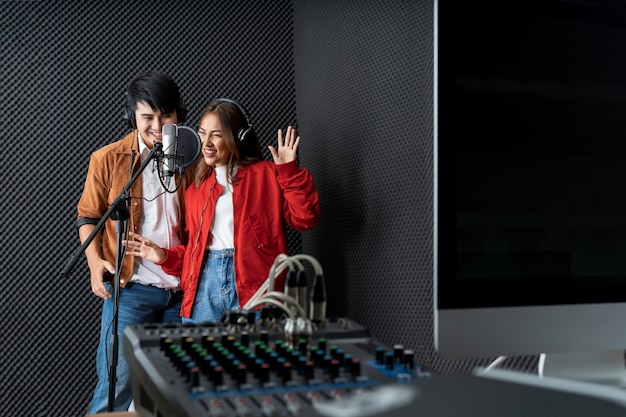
[61,142,163,412]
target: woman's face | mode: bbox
[198,112,232,167]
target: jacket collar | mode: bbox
[114,130,141,155]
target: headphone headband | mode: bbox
[215,98,255,143]
[215,98,249,121]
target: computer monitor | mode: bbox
[433,0,626,386]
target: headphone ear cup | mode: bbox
[123,104,136,129]
[177,99,188,124]
[237,125,255,143]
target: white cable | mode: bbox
[243,263,289,310]
[242,253,324,317]
[244,255,291,310]
[244,297,295,319]
[267,254,290,295]
[262,290,307,318]
[245,291,306,320]
[480,356,509,374]
[291,254,326,322]
[289,254,324,276]
[244,254,306,309]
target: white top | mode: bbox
[130,134,181,289]
[209,165,235,250]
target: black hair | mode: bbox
[124,70,187,129]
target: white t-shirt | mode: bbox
[209,165,235,250]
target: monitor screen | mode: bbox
[434,0,626,384]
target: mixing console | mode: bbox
[123,318,432,417]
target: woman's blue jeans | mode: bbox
[183,248,239,324]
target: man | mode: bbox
[77,70,194,413]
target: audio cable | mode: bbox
[241,253,327,344]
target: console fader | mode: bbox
[123,318,432,417]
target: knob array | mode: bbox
[160,332,375,393]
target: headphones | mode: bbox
[215,98,256,144]
[123,102,132,127]
[123,95,188,130]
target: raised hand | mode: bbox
[269,125,300,165]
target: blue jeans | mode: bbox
[183,248,238,324]
[87,282,182,414]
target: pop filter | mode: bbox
[175,125,201,167]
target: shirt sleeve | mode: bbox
[76,151,111,228]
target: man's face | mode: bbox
[134,101,178,149]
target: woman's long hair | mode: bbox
[194,99,263,188]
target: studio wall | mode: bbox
[1,1,536,416]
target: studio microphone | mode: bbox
[162,124,177,177]
[160,124,201,177]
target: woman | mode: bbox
[124,98,320,323]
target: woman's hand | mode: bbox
[123,232,166,264]
[269,125,300,165]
